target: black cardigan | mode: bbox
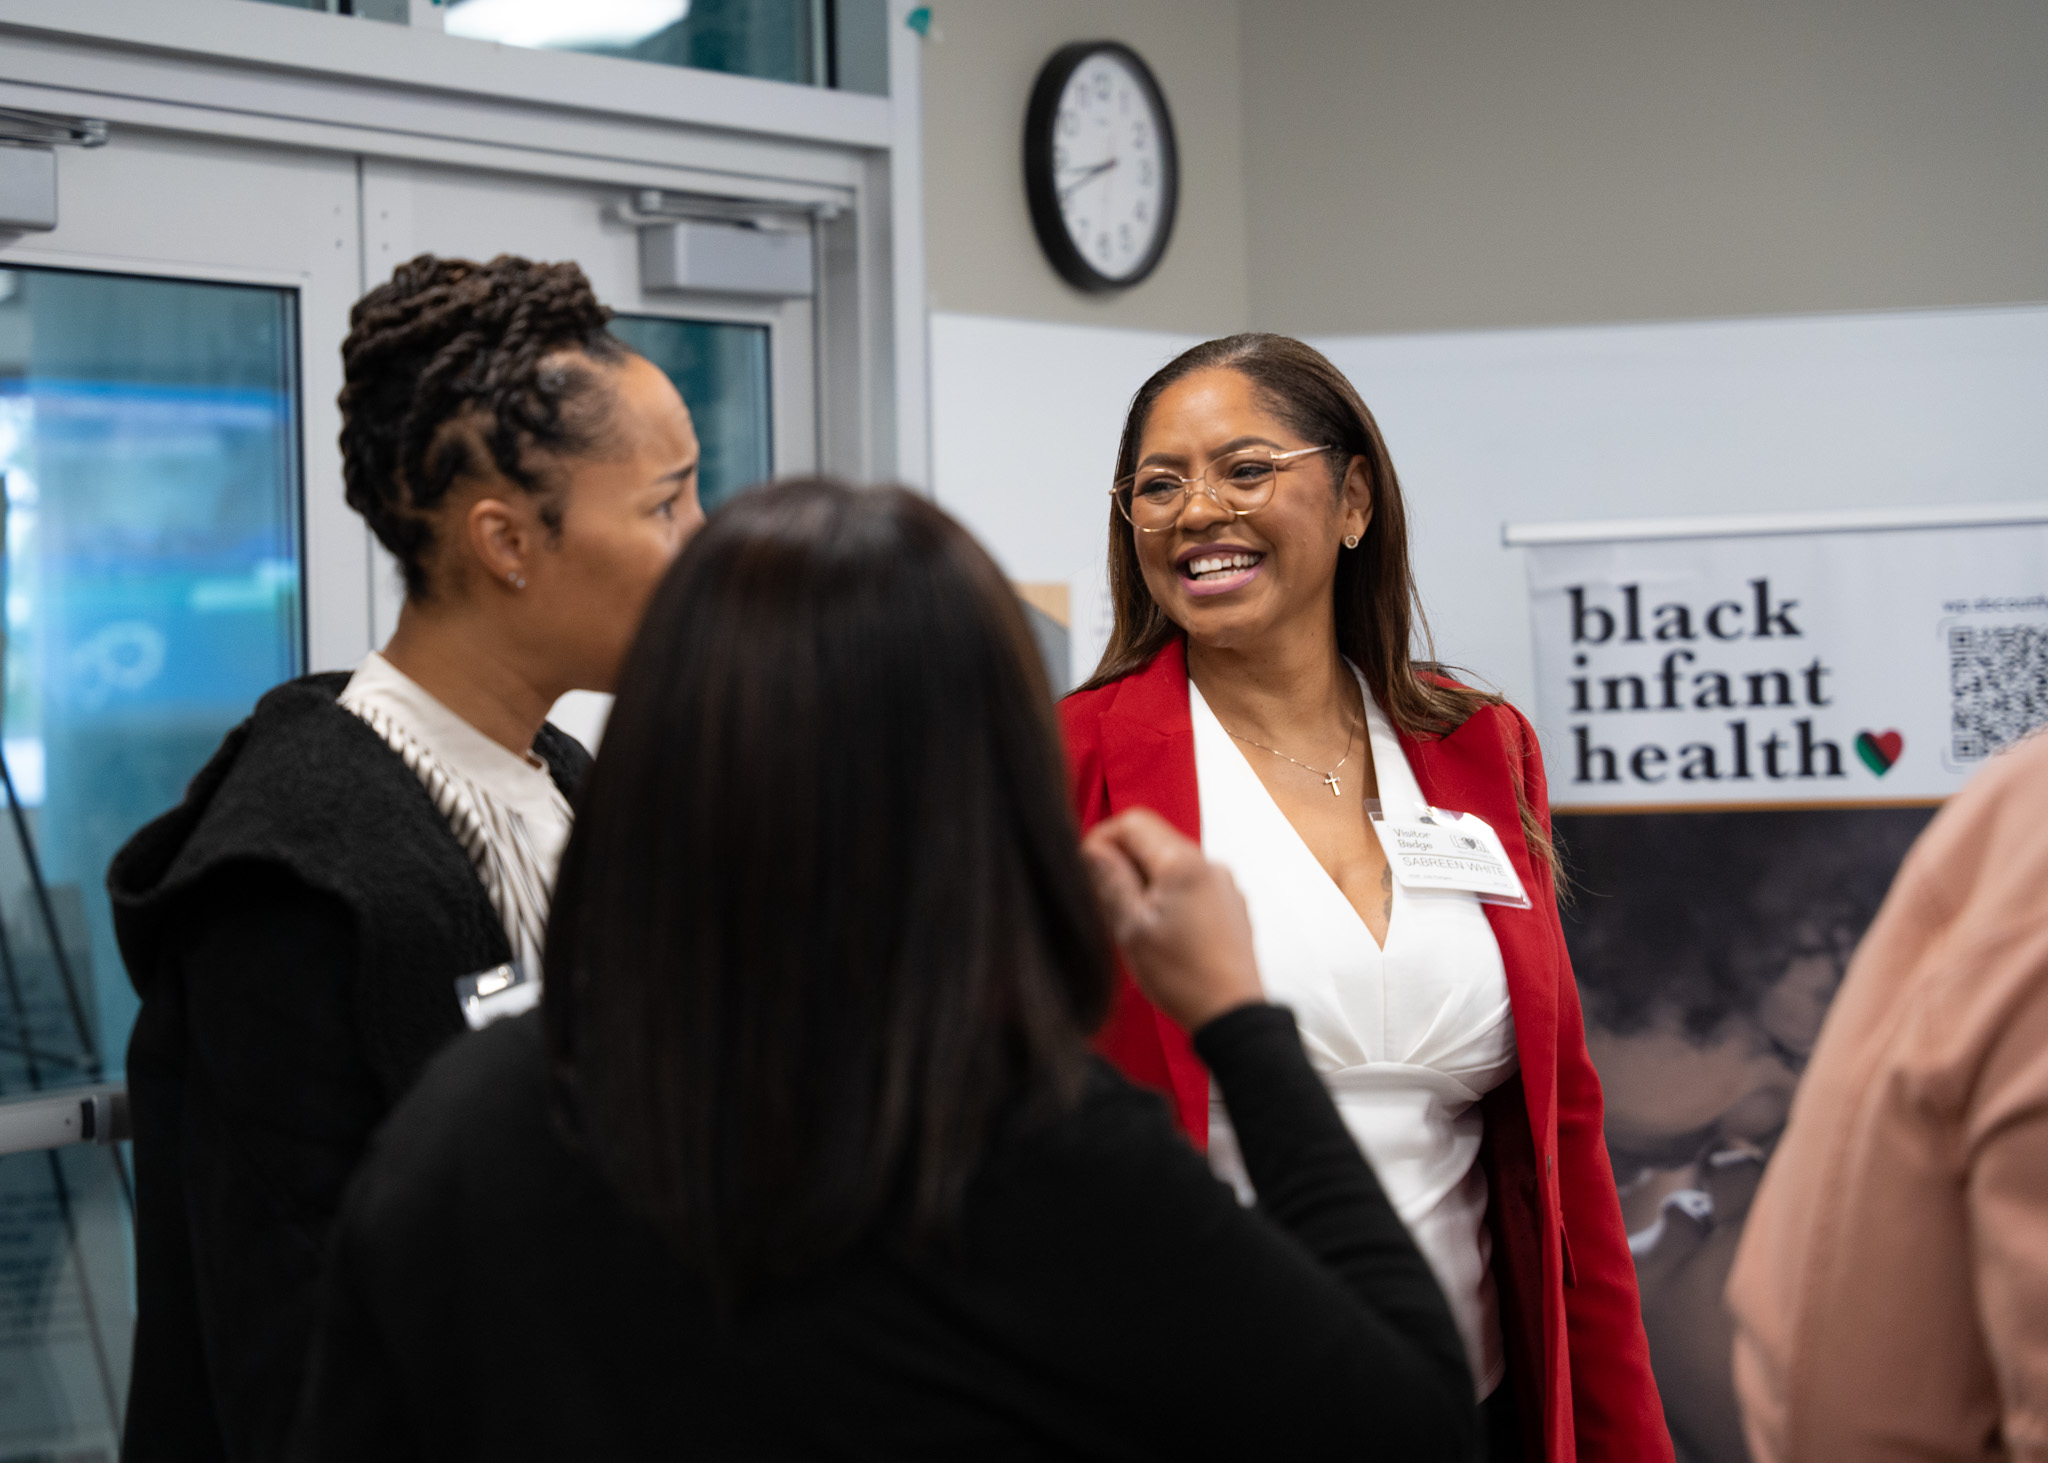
[107,672,590,1463]
[293,1004,1477,1462]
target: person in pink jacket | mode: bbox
[1728,727,2048,1460]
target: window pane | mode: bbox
[0,268,303,1091]
[0,264,300,1458]
[443,0,827,86]
[243,0,410,16]
[237,0,886,90]
[0,1143,133,1454]
[611,315,772,513]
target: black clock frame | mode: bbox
[1023,41,1180,294]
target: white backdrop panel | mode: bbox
[929,312,1197,688]
[1313,305,2048,730]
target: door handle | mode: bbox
[0,1084,129,1157]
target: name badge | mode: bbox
[1366,802,1531,909]
[455,962,541,1030]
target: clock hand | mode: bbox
[1057,158,1118,201]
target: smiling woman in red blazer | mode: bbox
[1060,335,1671,1462]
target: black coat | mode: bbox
[107,672,590,1463]
[291,1005,1477,1462]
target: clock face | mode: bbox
[1024,44,1179,292]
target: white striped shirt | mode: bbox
[339,652,572,1004]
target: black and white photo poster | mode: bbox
[1515,508,2048,1463]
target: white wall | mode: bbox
[1317,306,2048,718]
[930,305,2048,717]
[920,1,2048,340]
[929,312,1196,687]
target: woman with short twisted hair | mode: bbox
[108,254,701,1462]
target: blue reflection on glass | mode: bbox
[610,315,772,514]
[0,269,302,1089]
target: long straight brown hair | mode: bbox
[1082,333,1558,879]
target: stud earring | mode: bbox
[1344,534,1360,549]
[509,572,527,590]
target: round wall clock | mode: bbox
[1023,41,1179,293]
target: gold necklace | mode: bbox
[1226,715,1360,797]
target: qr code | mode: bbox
[1951,624,2048,761]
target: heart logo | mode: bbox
[1855,729,1904,776]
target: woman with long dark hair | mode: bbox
[292,480,1477,1460]
[109,255,701,1462]
[1060,336,1671,1461]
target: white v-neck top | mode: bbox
[1193,672,1517,1397]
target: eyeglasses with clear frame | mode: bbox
[1110,444,1337,532]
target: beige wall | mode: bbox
[919,0,1248,333]
[1241,0,2048,333]
[919,0,2048,336]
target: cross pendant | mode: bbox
[1323,772,1343,796]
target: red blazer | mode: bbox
[1059,639,1672,1463]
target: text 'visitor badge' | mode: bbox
[1366,803,1531,909]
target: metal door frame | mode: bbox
[0,141,365,669]
[0,0,929,667]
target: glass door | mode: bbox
[0,127,360,1460]
[0,262,306,1461]
[361,158,811,743]
[360,158,804,545]
[0,124,823,1454]
[608,315,773,514]
[0,268,305,1075]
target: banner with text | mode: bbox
[1525,518,2048,808]
[1518,512,2048,1463]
